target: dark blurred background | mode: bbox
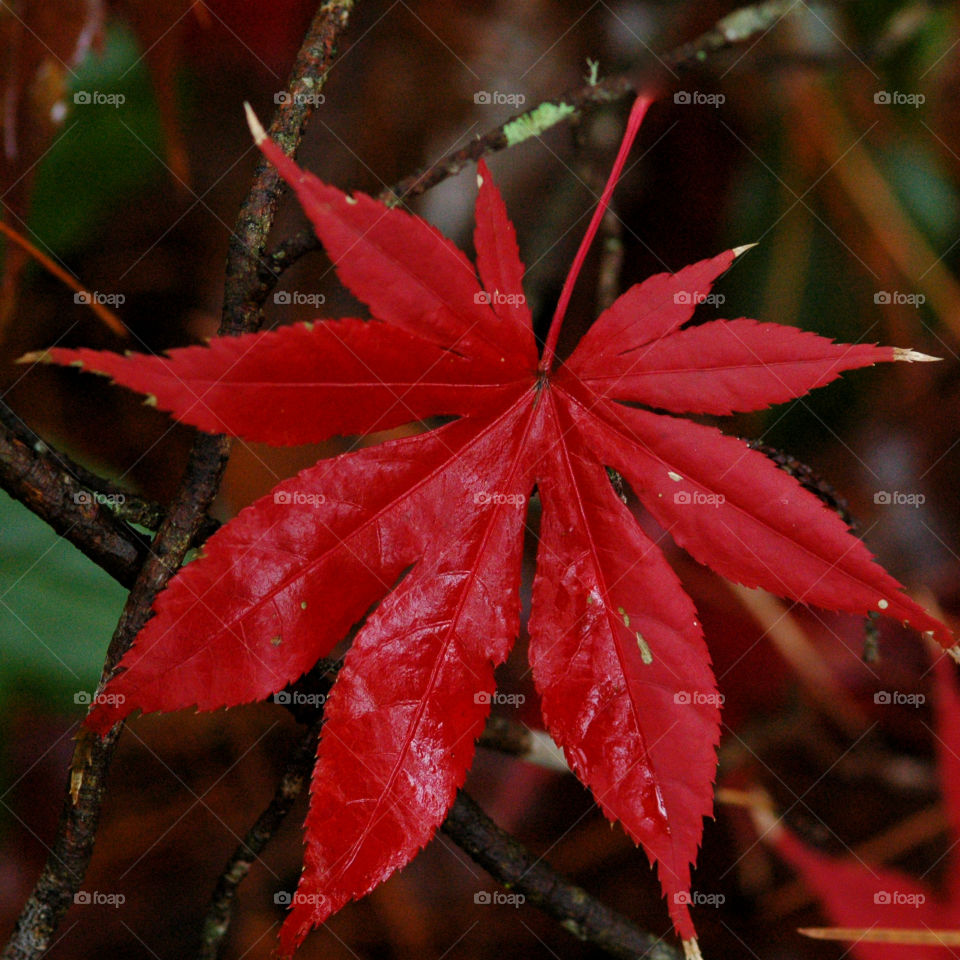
[3,1,960,958]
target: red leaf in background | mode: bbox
[756,654,960,960]
[28,96,952,956]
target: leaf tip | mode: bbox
[244,102,267,145]
[476,157,491,189]
[893,347,942,363]
[682,938,703,960]
[16,349,52,365]
[747,793,783,842]
[731,242,758,258]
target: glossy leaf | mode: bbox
[38,321,521,445]
[34,98,951,958]
[574,318,897,414]
[530,390,720,940]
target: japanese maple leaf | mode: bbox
[30,97,952,958]
[755,654,960,960]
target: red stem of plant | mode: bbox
[539,95,654,373]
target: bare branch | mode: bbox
[0,400,149,587]
[443,791,683,960]
[262,0,802,284]
[1,4,355,958]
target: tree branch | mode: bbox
[261,0,801,285]
[0,400,220,584]
[194,690,673,960]
[443,791,682,960]
[197,722,322,960]
[1,4,354,959]
[0,400,149,588]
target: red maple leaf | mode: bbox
[755,653,960,960]
[28,96,952,956]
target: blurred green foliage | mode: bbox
[0,492,125,712]
[29,23,166,255]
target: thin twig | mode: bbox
[197,722,322,960]
[477,715,569,772]
[197,687,662,960]
[443,791,682,960]
[261,0,802,287]
[1,4,354,959]
[0,400,150,587]
[0,400,218,580]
